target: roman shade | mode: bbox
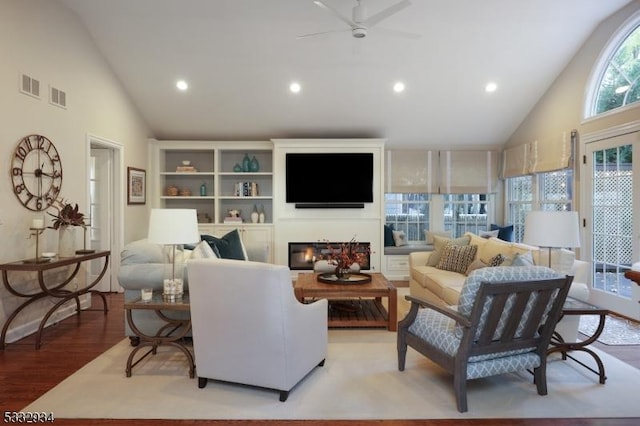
[530,131,574,173]
[502,130,575,178]
[439,150,499,194]
[502,143,532,178]
[385,150,436,193]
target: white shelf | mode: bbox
[151,140,274,225]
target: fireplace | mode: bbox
[288,242,371,271]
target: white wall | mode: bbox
[505,1,640,162]
[272,139,385,275]
[0,0,151,342]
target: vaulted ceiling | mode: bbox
[58,0,632,148]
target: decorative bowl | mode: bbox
[182,160,191,166]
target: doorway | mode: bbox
[585,131,639,320]
[88,135,123,292]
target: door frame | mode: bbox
[86,134,124,292]
[582,120,640,319]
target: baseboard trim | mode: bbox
[5,295,91,344]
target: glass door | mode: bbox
[585,132,639,320]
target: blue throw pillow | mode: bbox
[201,230,247,260]
[490,224,514,242]
[384,224,395,247]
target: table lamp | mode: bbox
[147,208,200,301]
[523,210,581,267]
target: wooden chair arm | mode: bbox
[404,295,471,328]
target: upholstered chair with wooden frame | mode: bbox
[397,266,573,412]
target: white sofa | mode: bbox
[408,232,589,341]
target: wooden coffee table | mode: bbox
[294,272,397,331]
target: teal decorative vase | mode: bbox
[242,154,251,172]
[249,156,260,172]
[233,163,243,172]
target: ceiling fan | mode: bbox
[299,0,420,40]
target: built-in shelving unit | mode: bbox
[151,140,273,225]
[150,140,274,262]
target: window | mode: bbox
[589,17,640,116]
[443,194,490,238]
[506,176,533,242]
[506,170,574,243]
[539,170,573,211]
[384,193,493,241]
[384,193,430,242]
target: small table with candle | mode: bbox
[124,292,194,378]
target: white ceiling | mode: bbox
[58,0,632,149]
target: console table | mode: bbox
[0,251,110,350]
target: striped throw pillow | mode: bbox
[436,244,478,274]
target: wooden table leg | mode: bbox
[388,287,397,331]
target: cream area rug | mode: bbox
[24,328,640,420]
[579,314,640,345]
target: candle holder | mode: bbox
[24,227,51,264]
[75,218,95,255]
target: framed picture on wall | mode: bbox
[127,167,146,205]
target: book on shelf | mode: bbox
[223,217,243,223]
[176,166,197,172]
[234,181,259,197]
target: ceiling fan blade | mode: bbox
[313,0,358,29]
[363,0,411,28]
[375,26,421,40]
[297,28,352,39]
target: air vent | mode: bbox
[20,73,41,99]
[49,86,67,108]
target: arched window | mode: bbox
[587,13,640,118]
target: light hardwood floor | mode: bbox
[1,291,638,426]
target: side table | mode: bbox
[124,293,194,378]
[548,296,608,384]
[0,251,110,350]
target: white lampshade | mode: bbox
[523,210,581,249]
[148,209,200,245]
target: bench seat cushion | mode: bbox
[384,244,433,256]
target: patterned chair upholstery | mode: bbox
[397,266,572,412]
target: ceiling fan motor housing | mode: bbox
[352,27,367,38]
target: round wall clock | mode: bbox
[11,134,63,211]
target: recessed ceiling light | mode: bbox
[393,81,405,93]
[485,82,498,93]
[289,82,301,93]
[176,80,188,91]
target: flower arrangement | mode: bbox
[48,198,87,229]
[319,237,370,276]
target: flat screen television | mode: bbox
[286,153,374,206]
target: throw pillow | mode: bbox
[383,224,395,247]
[436,244,478,274]
[511,251,535,267]
[392,230,408,247]
[479,229,500,239]
[190,240,218,259]
[426,235,471,267]
[465,258,487,275]
[424,230,451,244]
[488,253,506,267]
[201,229,248,261]
[490,224,514,242]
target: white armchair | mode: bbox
[187,258,328,401]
